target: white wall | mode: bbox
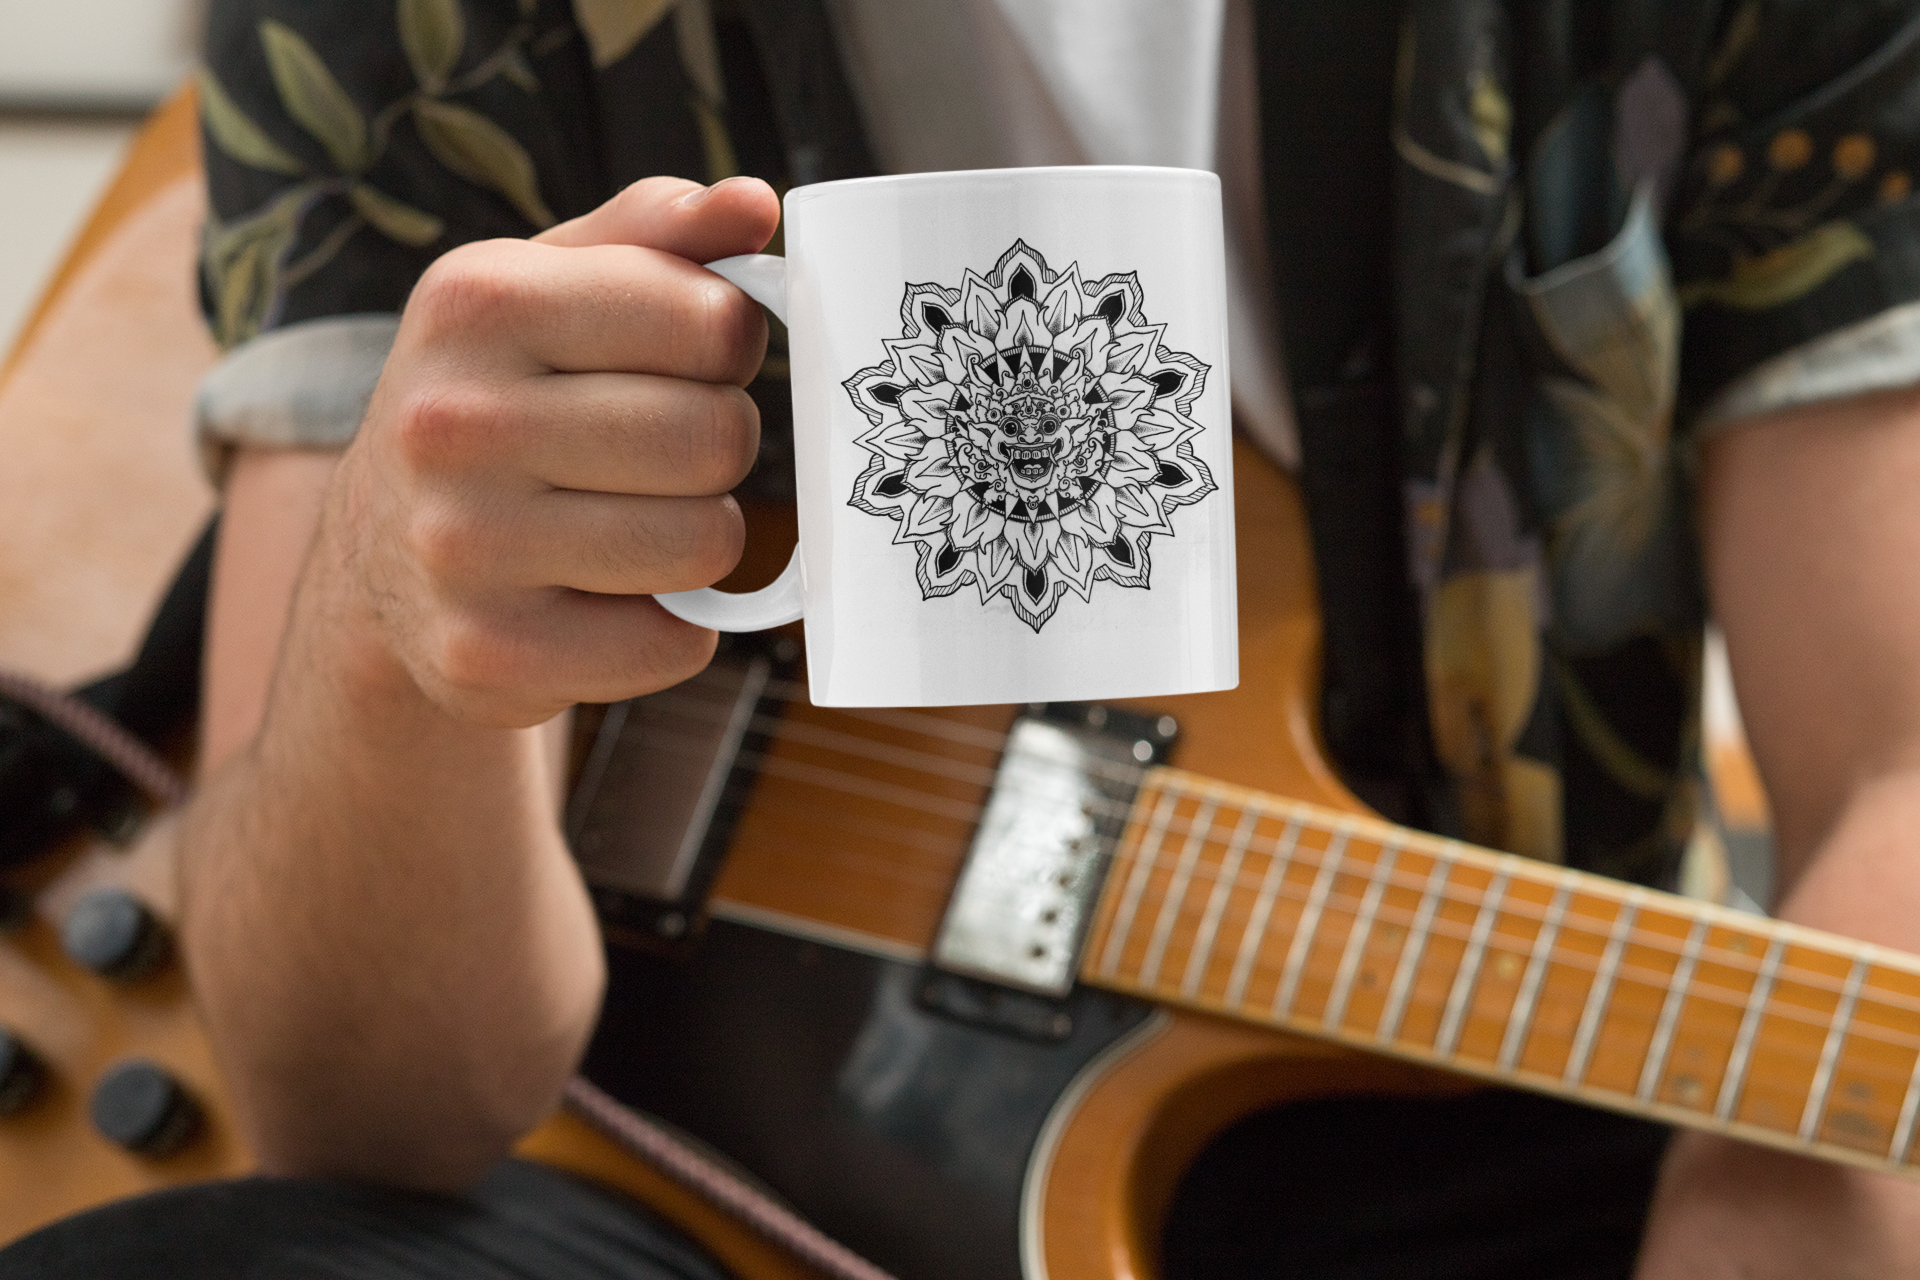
[0,1,201,109]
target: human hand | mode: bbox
[321,176,780,727]
[1634,1129,1920,1279]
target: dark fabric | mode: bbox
[1161,1090,1672,1280]
[1364,1,1920,884]
[1253,4,1441,829]
[0,1159,730,1280]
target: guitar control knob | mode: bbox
[61,888,169,980]
[90,1059,199,1156]
[0,1028,45,1115]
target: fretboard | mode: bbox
[1079,767,1920,1177]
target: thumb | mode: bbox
[535,175,780,263]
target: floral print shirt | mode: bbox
[197,0,1920,889]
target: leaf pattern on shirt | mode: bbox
[199,4,576,346]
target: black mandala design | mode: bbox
[844,240,1217,631]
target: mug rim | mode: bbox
[785,164,1219,207]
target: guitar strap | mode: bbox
[0,514,215,868]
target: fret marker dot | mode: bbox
[1672,1076,1704,1107]
[1495,954,1522,980]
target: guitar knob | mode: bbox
[61,888,169,980]
[90,1059,199,1156]
[0,1028,45,1115]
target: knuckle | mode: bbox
[682,274,766,384]
[411,241,531,335]
[391,383,495,474]
[686,497,747,585]
[611,176,693,222]
[630,610,719,692]
[616,498,741,591]
[429,613,522,700]
[405,504,481,583]
[679,385,760,491]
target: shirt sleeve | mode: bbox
[192,0,614,476]
[1671,2,1920,429]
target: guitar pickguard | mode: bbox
[585,921,1154,1280]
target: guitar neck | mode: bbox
[1079,766,1920,1178]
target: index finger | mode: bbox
[410,238,768,385]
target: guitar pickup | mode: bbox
[929,703,1177,998]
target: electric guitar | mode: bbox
[555,438,1920,1280]
[7,439,1920,1280]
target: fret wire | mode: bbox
[1271,828,1352,1018]
[1097,787,1180,979]
[1137,800,1221,988]
[1436,870,1512,1056]
[1224,816,1304,1008]
[1715,936,1786,1120]
[1324,844,1403,1032]
[652,697,1916,1028]
[1890,1032,1920,1163]
[713,704,1912,1017]
[1148,910,1920,1099]
[1639,918,1711,1103]
[1127,783,1880,1011]
[1181,807,1263,999]
[1152,871,1920,1088]
[706,705,1920,1062]
[1080,863,1920,1100]
[1498,882,1573,1072]
[1564,891,1644,1086]
[1800,957,1869,1142]
[1128,815,1891,1041]
[752,748,1920,1073]
[1377,849,1455,1043]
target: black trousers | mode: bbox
[0,1089,1668,1280]
[0,1159,728,1280]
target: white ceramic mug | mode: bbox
[657,166,1237,708]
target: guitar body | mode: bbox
[562,436,1468,1280]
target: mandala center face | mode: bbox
[992,387,1070,492]
[958,344,1107,511]
[845,240,1216,632]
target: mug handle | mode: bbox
[652,254,804,632]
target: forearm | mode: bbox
[1637,388,1920,1277]
[1634,785,1920,1279]
[177,178,776,1191]
[180,476,603,1191]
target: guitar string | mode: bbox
[649,711,1920,1043]
[749,783,1920,1127]
[628,696,1920,1020]
[627,718,1920,1094]
[633,700,1920,1023]
[755,791,1920,1121]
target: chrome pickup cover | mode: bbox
[931,705,1176,996]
